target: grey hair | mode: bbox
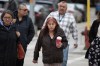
[58,1,67,7]
[18,3,27,9]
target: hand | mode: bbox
[16,31,20,37]
[74,44,78,48]
[13,19,16,23]
[56,42,62,48]
[32,60,38,63]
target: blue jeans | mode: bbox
[62,45,69,66]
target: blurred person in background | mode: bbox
[42,1,78,66]
[0,10,20,66]
[85,12,100,66]
[7,0,17,12]
[33,17,68,66]
[13,3,35,66]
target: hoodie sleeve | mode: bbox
[33,31,42,60]
[57,28,68,49]
[61,30,68,49]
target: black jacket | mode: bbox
[34,27,68,64]
[0,21,18,66]
[14,11,35,51]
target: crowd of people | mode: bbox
[0,0,100,66]
[0,3,35,66]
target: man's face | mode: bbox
[58,3,67,15]
[18,6,28,16]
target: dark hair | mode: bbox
[59,0,66,2]
[57,1,67,8]
[41,17,59,37]
[97,11,100,21]
[1,10,14,21]
[97,12,100,16]
[7,0,17,12]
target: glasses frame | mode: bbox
[20,9,28,11]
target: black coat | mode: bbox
[85,19,100,58]
[0,23,18,66]
[34,27,68,64]
[14,11,35,52]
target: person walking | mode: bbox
[43,1,78,66]
[13,3,35,66]
[0,10,20,66]
[7,0,17,12]
[85,12,100,66]
[33,17,68,66]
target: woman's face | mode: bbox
[47,20,57,32]
[3,13,13,26]
[18,6,28,16]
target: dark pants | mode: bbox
[16,58,24,66]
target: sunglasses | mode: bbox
[20,9,28,11]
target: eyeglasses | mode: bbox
[3,17,12,19]
[20,9,28,11]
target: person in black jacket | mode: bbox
[33,17,68,66]
[7,0,17,12]
[0,10,20,66]
[14,3,35,66]
[85,12,100,66]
